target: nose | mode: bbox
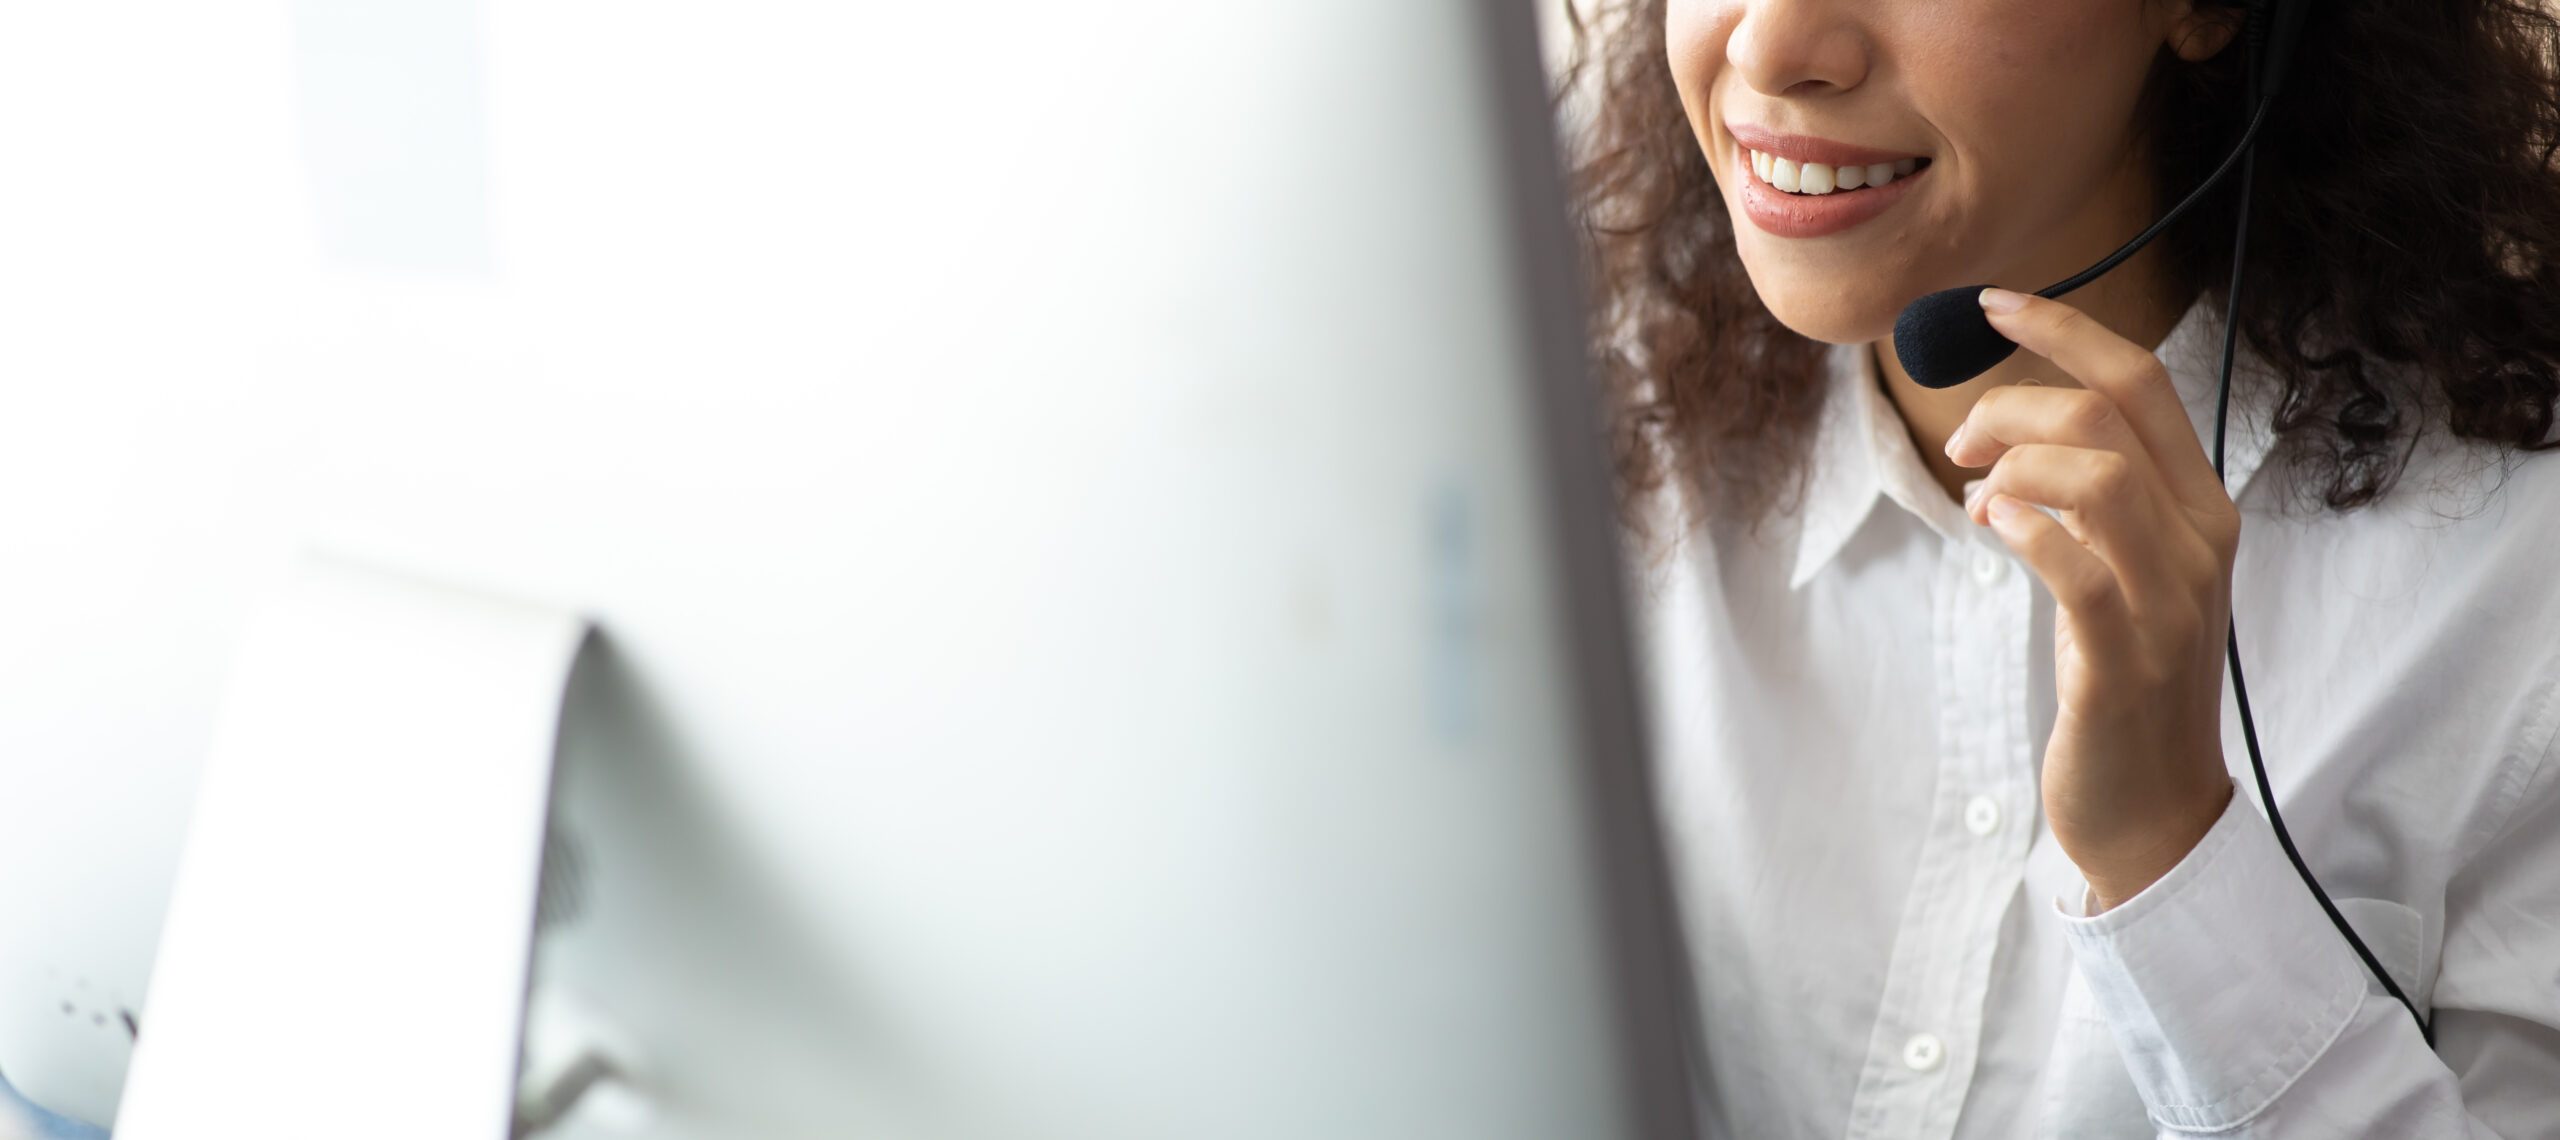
[1727,0,1870,98]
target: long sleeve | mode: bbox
[2051,738,2560,1138]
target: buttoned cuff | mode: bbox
[2050,792,2368,1131]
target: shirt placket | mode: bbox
[1844,526,2037,1140]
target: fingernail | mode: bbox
[1944,421,1970,459]
[1977,287,2027,314]
[1963,479,1988,516]
[1987,494,2022,523]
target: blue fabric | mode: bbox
[0,1070,106,1140]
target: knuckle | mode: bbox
[2084,451,2135,502]
[2059,565,2117,613]
[2192,504,2243,560]
[1988,448,2034,495]
[1963,392,1999,435]
[2061,391,2119,437]
[2154,600,2204,649]
[2203,522,2238,564]
[2177,536,2223,586]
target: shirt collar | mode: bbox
[1788,294,2277,591]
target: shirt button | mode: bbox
[1971,547,2006,585]
[1902,1032,1945,1072]
[1964,795,2002,837]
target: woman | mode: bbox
[1563,1,2560,1136]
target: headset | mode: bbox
[1891,0,2435,1045]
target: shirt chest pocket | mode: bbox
[2035,896,2430,1138]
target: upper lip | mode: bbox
[1726,122,1924,168]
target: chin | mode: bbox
[1742,262,1908,346]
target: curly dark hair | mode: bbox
[1559,0,2560,542]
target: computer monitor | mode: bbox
[0,1,1694,1136]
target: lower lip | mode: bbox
[1734,149,1928,239]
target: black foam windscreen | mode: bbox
[1892,284,2015,389]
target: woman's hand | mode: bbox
[1944,287,2239,912]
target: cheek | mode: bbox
[1928,3,2156,157]
[1662,0,1736,107]
[1911,3,2161,218]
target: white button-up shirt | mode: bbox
[1627,297,2560,1138]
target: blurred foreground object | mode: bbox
[0,1,1691,1137]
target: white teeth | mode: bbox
[1747,148,1922,194]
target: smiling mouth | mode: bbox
[1745,148,1932,196]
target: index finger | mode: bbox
[1976,288,2229,510]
